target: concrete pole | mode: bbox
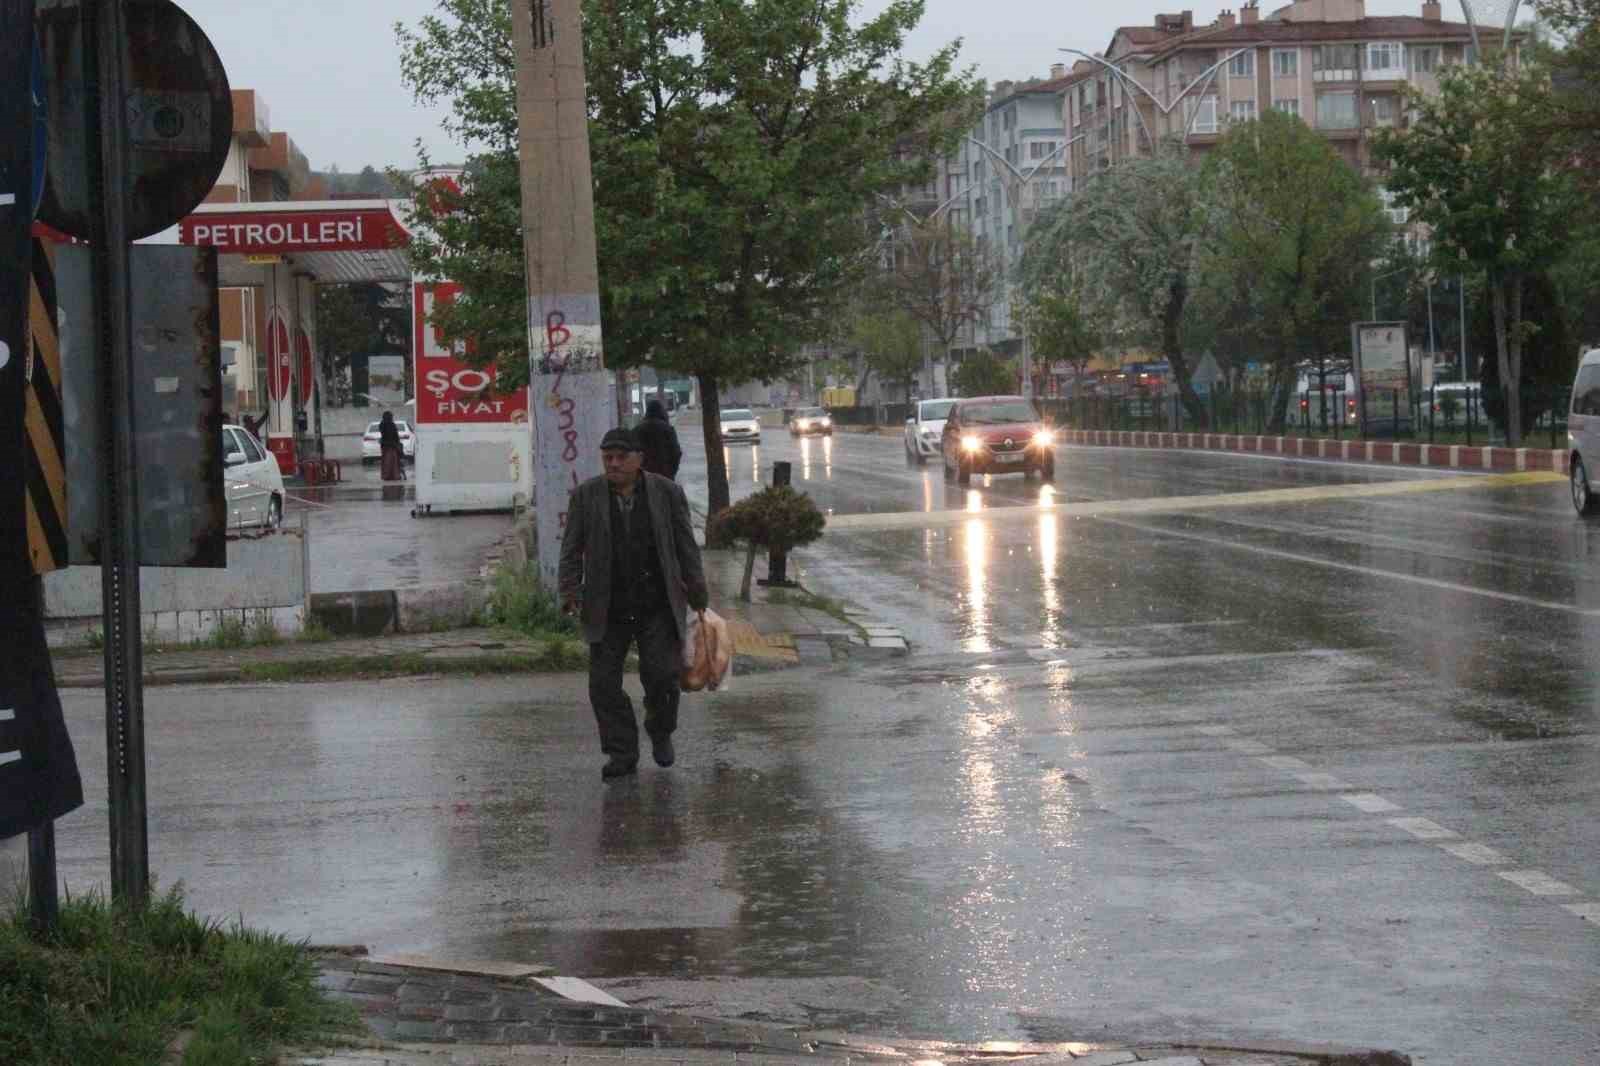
[512,0,615,587]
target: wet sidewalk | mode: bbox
[49,544,907,688]
[295,957,1400,1066]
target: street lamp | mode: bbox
[875,186,972,398]
[1371,265,1411,321]
[1057,47,1250,147]
[1458,0,1524,60]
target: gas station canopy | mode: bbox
[178,199,413,286]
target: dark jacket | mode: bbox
[559,471,708,645]
[634,402,683,479]
[379,415,401,452]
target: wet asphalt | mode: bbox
[42,423,1600,1064]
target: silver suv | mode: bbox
[1569,348,1600,516]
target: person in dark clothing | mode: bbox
[559,427,708,781]
[378,411,405,481]
[634,399,683,479]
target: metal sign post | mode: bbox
[512,0,614,587]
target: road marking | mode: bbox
[1094,510,1600,618]
[533,976,630,1007]
[0,193,15,206]
[0,708,13,722]
[1196,724,1235,736]
[1225,739,1273,755]
[825,472,1556,533]
[1388,817,1459,841]
[1438,842,1509,865]
[1341,793,1402,814]
[1293,771,1353,790]
[0,751,19,768]
[1563,903,1600,923]
[1497,870,1580,897]
[1258,755,1311,771]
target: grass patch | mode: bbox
[238,643,587,683]
[0,884,357,1066]
[766,587,859,629]
[483,562,579,640]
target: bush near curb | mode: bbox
[708,485,827,601]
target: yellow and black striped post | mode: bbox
[25,236,65,575]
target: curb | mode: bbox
[1060,427,1569,475]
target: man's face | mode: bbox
[602,447,641,486]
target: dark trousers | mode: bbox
[588,607,682,761]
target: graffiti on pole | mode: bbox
[531,296,611,587]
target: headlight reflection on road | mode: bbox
[799,438,812,480]
[922,473,934,513]
[751,444,761,482]
[962,517,991,654]
[965,489,983,513]
[821,435,833,478]
[1039,512,1061,649]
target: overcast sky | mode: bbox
[179,0,1449,174]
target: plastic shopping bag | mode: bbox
[681,608,733,692]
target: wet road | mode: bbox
[45,423,1600,1064]
[286,464,512,593]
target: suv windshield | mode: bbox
[723,409,754,421]
[919,400,955,421]
[961,401,1038,425]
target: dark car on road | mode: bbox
[940,395,1055,483]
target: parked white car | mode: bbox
[904,398,955,463]
[361,418,416,463]
[1569,348,1600,516]
[223,423,285,531]
[718,408,761,444]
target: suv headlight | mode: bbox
[1032,429,1055,447]
[962,435,982,453]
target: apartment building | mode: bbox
[1066,0,1484,185]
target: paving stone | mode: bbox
[394,1003,446,1022]
[448,1020,509,1041]
[445,1003,501,1023]
[446,987,499,1005]
[1134,1058,1203,1065]
[314,973,353,993]
[393,1019,446,1041]
[348,976,405,994]
[1066,1053,1136,1066]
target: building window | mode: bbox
[1187,95,1219,134]
[1228,50,1255,78]
[1379,187,1409,225]
[1371,95,1399,127]
[1316,91,1359,129]
[1410,46,1440,74]
[1272,49,1299,77]
[1313,44,1360,82]
[1273,97,1301,117]
[1367,42,1405,78]
[1230,99,1257,123]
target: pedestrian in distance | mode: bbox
[378,410,406,481]
[635,398,683,479]
[560,427,709,781]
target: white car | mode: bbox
[361,418,416,464]
[904,398,955,464]
[1569,348,1600,516]
[719,407,761,444]
[222,423,285,531]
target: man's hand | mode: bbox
[562,596,579,617]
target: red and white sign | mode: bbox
[414,282,529,424]
[265,312,291,402]
[294,326,314,404]
[179,208,408,255]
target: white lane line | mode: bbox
[533,976,629,1007]
[1497,870,1580,897]
[1341,793,1402,814]
[1196,725,1235,736]
[1294,771,1353,790]
[0,193,15,206]
[1094,515,1600,618]
[0,707,13,721]
[0,751,20,768]
[1388,817,1459,841]
[1563,903,1600,923]
[1225,739,1274,755]
[1259,755,1311,771]
[1438,842,1509,866]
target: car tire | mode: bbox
[1573,457,1600,516]
[265,495,283,530]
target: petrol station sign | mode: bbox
[265,311,290,402]
[414,282,529,424]
[180,208,408,255]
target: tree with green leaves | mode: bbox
[315,283,413,407]
[1020,288,1099,396]
[950,349,1015,397]
[1199,110,1389,433]
[1472,271,1575,435]
[872,214,998,368]
[398,0,976,518]
[1375,62,1579,446]
[1537,0,1600,183]
[851,309,924,403]
[1022,152,1211,425]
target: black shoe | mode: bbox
[601,758,638,781]
[651,735,675,768]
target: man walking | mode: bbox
[634,399,683,479]
[560,428,709,780]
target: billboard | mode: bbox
[413,282,529,425]
[1352,321,1412,437]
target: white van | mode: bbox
[1568,348,1600,516]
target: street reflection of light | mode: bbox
[822,435,833,478]
[1039,513,1062,649]
[966,490,983,513]
[923,528,936,565]
[963,518,991,653]
[1038,484,1056,509]
[751,445,761,482]
[799,438,812,480]
[922,473,934,513]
